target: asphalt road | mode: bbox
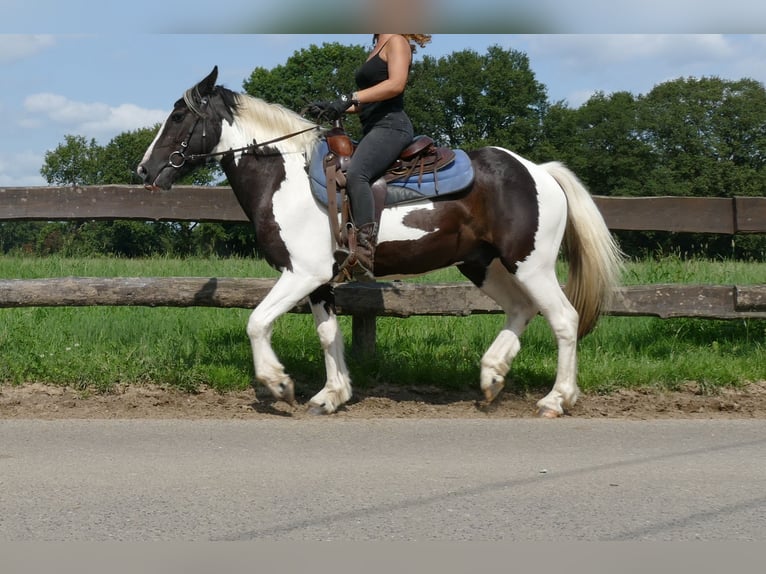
[1,418,764,541]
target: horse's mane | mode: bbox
[216,86,320,155]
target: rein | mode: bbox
[168,87,319,168]
[185,125,319,163]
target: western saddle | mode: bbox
[323,120,455,280]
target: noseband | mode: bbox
[168,87,319,169]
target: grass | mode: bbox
[0,254,764,396]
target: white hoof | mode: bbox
[308,385,351,415]
[481,374,505,404]
[263,375,295,405]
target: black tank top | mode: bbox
[354,52,405,127]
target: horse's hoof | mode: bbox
[307,402,332,416]
[482,377,505,403]
[266,377,295,406]
[278,389,295,407]
[537,406,562,418]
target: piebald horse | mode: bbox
[137,66,623,417]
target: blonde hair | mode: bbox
[401,34,432,52]
[373,34,432,53]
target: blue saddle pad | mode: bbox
[309,140,474,210]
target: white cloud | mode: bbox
[529,35,734,68]
[22,93,168,140]
[522,34,766,106]
[566,89,598,109]
[0,35,56,63]
[79,103,168,134]
[0,151,47,186]
[24,93,111,124]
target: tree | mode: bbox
[99,126,161,185]
[566,91,654,197]
[40,134,103,185]
[537,100,581,166]
[32,125,226,256]
[638,76,766,198]
[243,42,368,138]
[407,46,549,154]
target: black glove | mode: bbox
[305,93,356,121]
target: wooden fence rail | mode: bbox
[1,277,765,317]
[1,186,765,353]
[3,185,766,233]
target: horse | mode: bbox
[137,66,623,417]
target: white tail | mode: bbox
[542,162,624,338]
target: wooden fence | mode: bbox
[1,186,765,353]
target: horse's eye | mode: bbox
[171,112,185,122]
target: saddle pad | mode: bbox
[309,140,474,209]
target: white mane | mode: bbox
[231,93,321,156]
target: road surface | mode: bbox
[1,418,764,541]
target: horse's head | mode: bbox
[137,66,233,191]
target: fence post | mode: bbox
[351,313,377,357]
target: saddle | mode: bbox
[321,122,461,254]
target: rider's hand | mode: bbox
[305,93,356,121]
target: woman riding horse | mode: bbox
[306,34,432,281]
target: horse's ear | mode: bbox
[197,66,218,96]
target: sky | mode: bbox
[2,1,766,186]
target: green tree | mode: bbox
[568,91,655,197]
[100,126,160,185]
[638,76,766,198]
[243,42,368,138]
[33,125,225,256]
[40,134,103,185]
[537,100,582,166]
[407,45,549,154]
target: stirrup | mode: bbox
[332,222,376,283]
[332,251,375,283]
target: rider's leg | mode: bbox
[339,112,413,278]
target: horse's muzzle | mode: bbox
[137,164,171,191]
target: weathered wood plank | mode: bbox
[0,277,285,309]
[0,186,248,223]
[4,187,765,236]
[593,196,735,234]
[735,197,766,233]
[735,285,766,311]
[610,284,748,319]
[2,278,764,320]
[334,281,501,317]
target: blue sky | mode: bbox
[2,32,766,185]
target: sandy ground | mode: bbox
[2,380,766,420]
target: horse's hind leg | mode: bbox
[306,285,352,415]
[514,266,580,417]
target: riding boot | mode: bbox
[333,222,377,282]
[352,222,377,281]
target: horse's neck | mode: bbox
[217,116,261,154]
[217,132,312,219]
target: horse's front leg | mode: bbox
[246,271,325,406]
[306,284,352,415]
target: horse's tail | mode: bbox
[542,161,624,338]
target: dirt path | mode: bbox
[2,381,766,420]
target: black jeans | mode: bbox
[346,111,414,226]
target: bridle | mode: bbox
[167,87,209,168]
[167,87,319,169]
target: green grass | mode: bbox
[1,255,764,396]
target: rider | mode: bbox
[308,34,432,280]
